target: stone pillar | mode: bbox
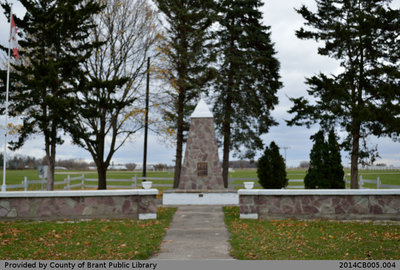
[239,194,259,219]
[179,99,224,190]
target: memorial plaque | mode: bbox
[197,162,208,177]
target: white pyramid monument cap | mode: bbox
[191,99,213,118]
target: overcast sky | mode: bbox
[0,0,399,168]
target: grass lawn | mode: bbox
[0,207,176,260]
[224,206,400,260]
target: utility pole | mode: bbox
[142,57,150,178]
[282,146,290,165]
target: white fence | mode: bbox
[5,176,46,191]
[345,175,400,189]
[236,176,400,190]
[2,175,305,191]
[1,175,175,191]
[3,174,399,191]
[360,166,400,171]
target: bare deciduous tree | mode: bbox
[68,0,160,189]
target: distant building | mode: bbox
[108,165,128,170]
[135,164,155,171]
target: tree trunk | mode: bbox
[173,137,183,188]
[222,126,230,188]
[97,165,107,190]
[46,135,56,191]
[46,152,55,191]
[173,92,185,188]
[222,87,232,189]
[96,116,107,189]
[350,129,360,189]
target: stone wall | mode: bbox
[179,118,224,190]
[0,190,158,221]
[239,189,400,221]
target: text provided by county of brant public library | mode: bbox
[3,261,159,270]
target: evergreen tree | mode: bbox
[257,147,273,189]
[327,129,345,188]
[0,1,103,190]
[305,129,345,189]
[305,131,328,189]
[214,0,282,188]
[287,0,400,189]
[257,142,288,189]
[153,0,216,188]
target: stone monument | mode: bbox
[178,99,224,190]
[163,99,238,205]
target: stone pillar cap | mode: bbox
[191,99,213,118]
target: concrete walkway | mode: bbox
[152,205,233,260]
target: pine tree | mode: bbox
[270,142,288,189]
[153,0,217,188]
[257,142,288,189]
[327,129,345,188]
[257,147,273,189]
[0,1,103,190]
[305,129,345,189]
[305,131,329,189]
[287,0,400,189]
[214,0,282,188]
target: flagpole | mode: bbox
[2,5,12,192]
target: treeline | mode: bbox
[0,154,93,170]
[229,160,257,169]
[0,154,43,170]
[0,153,174,172]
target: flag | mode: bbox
[11,14,19,58]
